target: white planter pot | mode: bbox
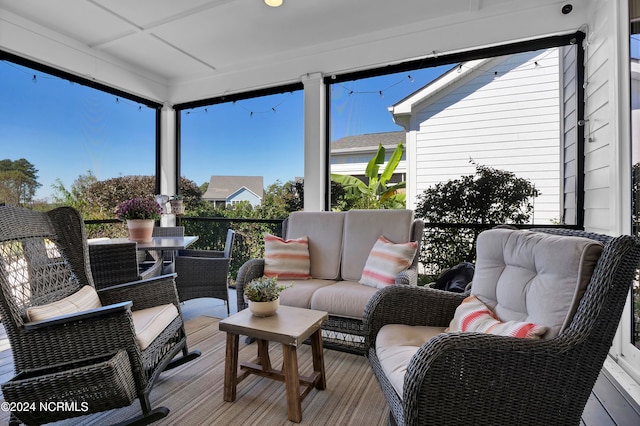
[248,298,279,317]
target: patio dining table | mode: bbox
[88,235,199,276]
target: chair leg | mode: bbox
[166,346,201,370]
[111,393,169,426]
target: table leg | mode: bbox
[310,329,326,390]
[282,344,302,423]
[257,339,272,371]
[223,332,239,402]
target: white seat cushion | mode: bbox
[131,303,179,350]
[376,324,445,398]
[26,285,102,322]
[278,279,338,308]
[310,280,379,319]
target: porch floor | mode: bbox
[0,289,638,425]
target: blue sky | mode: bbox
[0,60,448,201]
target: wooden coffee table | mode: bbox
[219,305,328,423]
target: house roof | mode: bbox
[390,58,492,117]
[330,131,405,153]
[202,176,264,201]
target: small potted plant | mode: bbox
[115,197,162,242]
[169,195,185,215]
[244,277,290,317]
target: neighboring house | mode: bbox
[330,131,406,184]
[390,47,570,225]
[202,176,264,208]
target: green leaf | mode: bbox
[380,143,404,185]
[365,144,386,180]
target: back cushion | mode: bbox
[286,211,346,280]
[471,229,603,339]
[341,209,415,282]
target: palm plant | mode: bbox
[331,143,406,209]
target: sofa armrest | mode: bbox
[395,268,418,286]
[235,258,265,312]
[363,285,466,350]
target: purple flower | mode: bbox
[115,197,162,221]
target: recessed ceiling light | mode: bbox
[265,0,283,7]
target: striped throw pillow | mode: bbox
[359,235,418,289]
[447,295,548,339]
[263,234,311,280]
[26,285,102,322]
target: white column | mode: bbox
[302,73,326,212]
[160,103,177,226]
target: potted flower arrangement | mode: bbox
[244,277,290,317]
[115,197,162,242]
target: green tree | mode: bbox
[415,162,539,277]
[0,158,41,206]
[331,143,406,209]
[51,170,98,212]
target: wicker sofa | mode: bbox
[236,209,424,353]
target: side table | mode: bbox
[219,305,328,423]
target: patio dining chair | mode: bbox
[174,228,236,315]
[0,206,200,425]
[364,228,640,426]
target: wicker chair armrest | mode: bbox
[24,301,133,330]
[401,332,566,425]
[235,258,265,312]
[177,249,225,258]
[97,274,180,311]
[364,285,466,349]
[16,303,142,372]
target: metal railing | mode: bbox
[84,216,579,283]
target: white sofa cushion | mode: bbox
[263,234,311,280]
[341,209,415,282]
[471,229,603,338]
[278,279,338,309]
[360,235,418,289]
[310,280,379,319]
[26,285,102,322]
[376,324,446,398]
[286,211,345,280]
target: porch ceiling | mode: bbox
[0,0,588,104]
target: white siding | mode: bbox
[561,44,579,225]
[583,0,617,235]
[410,49,561,224]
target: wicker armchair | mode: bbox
[89,241,163,289]
[364,228,640,426]
[175,229,235,315]
[0,206,200,425]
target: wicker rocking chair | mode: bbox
[0,206,200,425]
[364,228,640,426]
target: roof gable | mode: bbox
[202,176,264,200]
